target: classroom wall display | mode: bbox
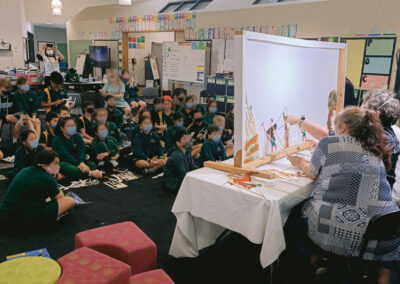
[234,32,346,167]
[185,24,297,40]
[162,41,208,87]
[111,11,196,33]
[76,32,122,41]
[341,37,397,89]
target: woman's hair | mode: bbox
[107,69,121,84]
[93,122,107,133]
[362,89,400,126]
[35,150,59,166]
[20,129,35,142]
[55,117,74,135]
[336,106,392,170]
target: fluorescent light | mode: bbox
[52,8,62,15]
[51,0,63,9]
[119,0,132,5]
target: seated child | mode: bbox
[131,108,151,144]
[91,123,123,173]
[58,105,70,118]
[213,115,234,157]
[133,116,167,174]
[105,96,123,129]
[154,96,174,140]
[163,128,197,191]
[92,108,120,143]
[77,101,95,144]
[52,117,102,180]
[165,112,185,152]
[121,69,146,112]
[12,77,38,141]
[203,101,218,125]
[40,111,59,151]
[199,125,227,165]
[182,96,196,127]
[41,71,69,113]
[188,109,209,144]
[173,88,187,112]
[0,150,75,233]
[9,129,44,180]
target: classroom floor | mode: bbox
[0,125,271,284]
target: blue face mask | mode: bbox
[21,85,30,92]
[176,121,184,128]
[29,139,39,149]
[143,124,153,132]
[51,123,57,129]
[212,135,221,143]
[66,126,77,136]
[99,129,108,139]
[187,103,194,109]
[209,107,217,114]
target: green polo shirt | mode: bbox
[52,134,86,166]
[91,136,119,161]
[14,89,38,116]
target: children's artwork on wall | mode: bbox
[234,32,346,167]
[320,37,339,42]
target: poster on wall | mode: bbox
[234,32,346,166]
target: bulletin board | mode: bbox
[69,40,93,68]
[126,32,175,85]
[234,32,346,166]
[162,41,208,86]
[341,37,396,89]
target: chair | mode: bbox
[142,88,159,105]
[68,93,82,116]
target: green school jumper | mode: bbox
[90,136,119,162]
[0,166,60,230]
[14,90,38,116]
[163,146,197,191]
[52,134,96,178]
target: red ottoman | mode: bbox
[57,247,131,284]
[129,269,174,284]
[75,222,157,275]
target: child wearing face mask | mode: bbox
[133,116,167,175]
[203,101,218,125]
[100,69,131,124]
[199,125,227,166]
[188,109,209,144]
[77,102,95,144]
[0,151,75,233]
[40,111,59,151]
[91,123,124,173]
[92,108,120,143]
[163,129,197,191]
[8,129,44,181]
[131,108,152,144]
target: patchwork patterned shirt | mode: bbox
[304,135,400,261]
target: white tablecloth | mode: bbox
[169,154,314,268]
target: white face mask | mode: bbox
[47,50,54,56]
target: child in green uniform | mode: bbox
[182,96,196,127]
[133,116,167,174]
[154,96,174,143]
[93,108,120,143]
[213,115,234,157]
[121,69,146,111]
[105,96,123,129]
[8,129,44,180]
[40,112,59,151]
[163,128,197,191]
[91,123,123,173]
[12,77,38,141]
[173,88,187,112]
[188,109,209,144]
[77,101,95,144]
[203,101,218,125]
[41,71,68,113]
[131,109,151,144]
[0,151,75,233]
[52,117,102,180]
[165,112,185,153]
[199,125,227,166]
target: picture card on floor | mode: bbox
[7,248,50,260]
[104,179,128,190]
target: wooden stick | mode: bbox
[243,142,311,169]
[205,161,276,179]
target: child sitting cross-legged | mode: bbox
[40,111,59,151]
[133,116,167,175]
[91,123,125,173]
[199,125,227,166]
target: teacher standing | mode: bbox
[37,44,65,87]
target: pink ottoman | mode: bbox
[75,222,157,275]
[129,269,174,284]
[57,247,131,284]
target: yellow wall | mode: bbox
[67,0,400,88]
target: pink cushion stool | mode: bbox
[129,269,174,284]
[75,221,157,275]
[57,247,131,284]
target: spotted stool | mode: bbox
[57,247,131,284]
[129,269,174,284]
[75,222,157,275]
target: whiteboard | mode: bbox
[162,41,207,85]
[234,32,346,166]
